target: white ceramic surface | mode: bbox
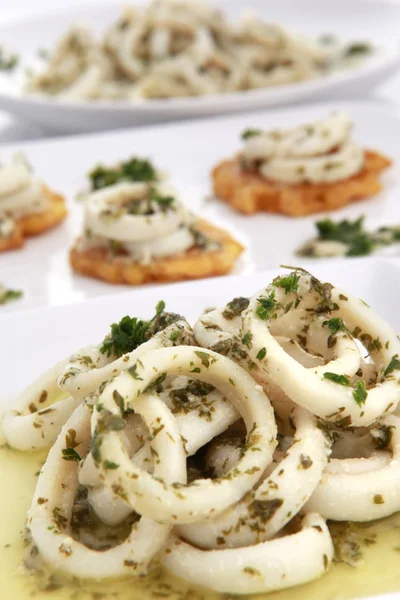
[1,259,400,599]
[1,256,399,400]
[0,0,399,133]
[1,99,400,313]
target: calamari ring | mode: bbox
[305,415,400,521]
[92,346,276,524]
[28,396,185,579]
[244,272,400,426]
[84,387,239,526]
[0,358,79,451]
[163,513,333,595]
[178,407,330,548]
[85,182,189,243]
[58,319,193,399]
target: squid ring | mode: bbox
[28,396,185,579]
[92,346,277,524]
[178,406,330,548]
[243,272,400,427]
[163,513,333,595]
[0,359,79,451]
[305,415,400,521]
[58,319,193,400]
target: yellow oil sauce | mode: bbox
[1,446,400,600]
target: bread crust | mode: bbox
[70,219,244,285]
[0,185,67,252]
[212,150,392,217]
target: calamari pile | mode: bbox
[2,269,400,595]
[26,0,372,101]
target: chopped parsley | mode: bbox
[344,43,372,57]
[323,317,350,347]
[353,380,368,407]
[297,216,400,258]
[323,372,351,386]
[194,351,211,368]
[0,287,23,305]
[256,347,266,360]
[241,128,262,140]
[0,47,19,71]
[89,157,157,190]
[272,272,300,295]
[222,297,250,320]
[103,460,119,470]
[242,331,252,349]
[61,448,81,462]
[384,354,400,378]
[143,372,167,393]
[324,317,347,334]
[256,291,279,321]
[100,300,177,358]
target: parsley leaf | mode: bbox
[323,372,351,386]
[100,315,149,358]
[148,187,175,212]
[222,297,250,320]
[89,157,157,190]
[384,354,400,377]
[353,380,368,407]
[62,448,81,462]
[0,288,23,305]
[272,272,300,295]
[256,291,279,321]
[100,300,177,358]
[256,347,266,360]
[242,332,252,349]
[324,317,347,334]
[344,43,371,57]
[241,129,262,140]
[0,47,19,71]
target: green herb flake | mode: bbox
[169,330,180,342]
[0,47,19,71]
[194,351,211,368]
[353,380,368,407]
[272,272,300,295]
[256,347,267,361]
[242,331,253,349]
[143,372,167,393]
[256,290,279,321]
[61,448,81,462]
[323,372,351,386]
[89,157,157,190]
[384,354,400,377]
[0,288,23,305]
[112,389,125,413]
[128,364,143,380]
[103,460,119,470]
[222,297,249,320]
[241,129,262,140]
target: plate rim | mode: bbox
[0,0,399,115]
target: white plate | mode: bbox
[0,0,400,133]
[1,257,399,600]
[1,99,400,313]
[1,256,399,401]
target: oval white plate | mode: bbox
[0,0,400,133]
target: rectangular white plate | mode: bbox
[1,99,400,313]
[1,258,399,600]
[1,256,399,402]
